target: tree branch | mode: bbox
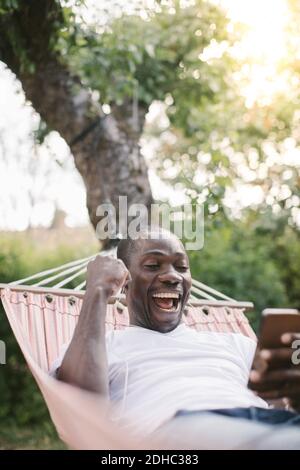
[0,0,153,242]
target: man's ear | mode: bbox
[124,269,132,291]
[123,278,131,293]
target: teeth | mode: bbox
[152,293,180,299]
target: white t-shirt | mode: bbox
[51,324,267,436]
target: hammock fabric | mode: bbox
[0,253,256,449]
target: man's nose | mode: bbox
[158,269,182,285]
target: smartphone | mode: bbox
[258,308,300,350]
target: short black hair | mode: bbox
[117,226,176,268]
[117,237,136,269]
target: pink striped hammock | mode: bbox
[0,251,256,449]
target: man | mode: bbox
[53,228,300,448]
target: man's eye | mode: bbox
[145,264,159,270]
[177,266,188,271]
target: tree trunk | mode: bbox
[0,1,153,247]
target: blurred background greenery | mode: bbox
[0,229,97,449]
[0,0,300,449]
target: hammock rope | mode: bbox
[7,248,239,302]
[9,254,95,286]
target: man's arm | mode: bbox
[249,333,300,412]
[57,256,129,397]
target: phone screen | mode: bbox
[258,310,300,350]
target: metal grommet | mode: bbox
[45,294,53,303]
[68,296,76,306]
[23,292,28,298]
[116,300,124,313]
[202,307,209,316]
[225,307,231,315]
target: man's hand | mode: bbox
[57,255,129,393]
[249,333,300,412]
[86,255,130,298]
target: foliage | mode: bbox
[0,0,20,15]
[64,1,231,109]
[189,218,289,331]
[0,0,65,73]
[0,233,95,430]
[0,423,66,449]
[1,0,299,223]
[269,225,300,309]
[63,0,240,203]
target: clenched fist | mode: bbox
[86,255,130,298]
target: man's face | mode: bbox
[125,235,192,333]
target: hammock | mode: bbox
[0,249,256,449]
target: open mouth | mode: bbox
[152,292,181,312]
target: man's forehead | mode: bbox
[136,235,187,257]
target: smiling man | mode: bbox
[53,227,300,447]
[117,228,191,334]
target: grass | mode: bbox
[0,424,67,450]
